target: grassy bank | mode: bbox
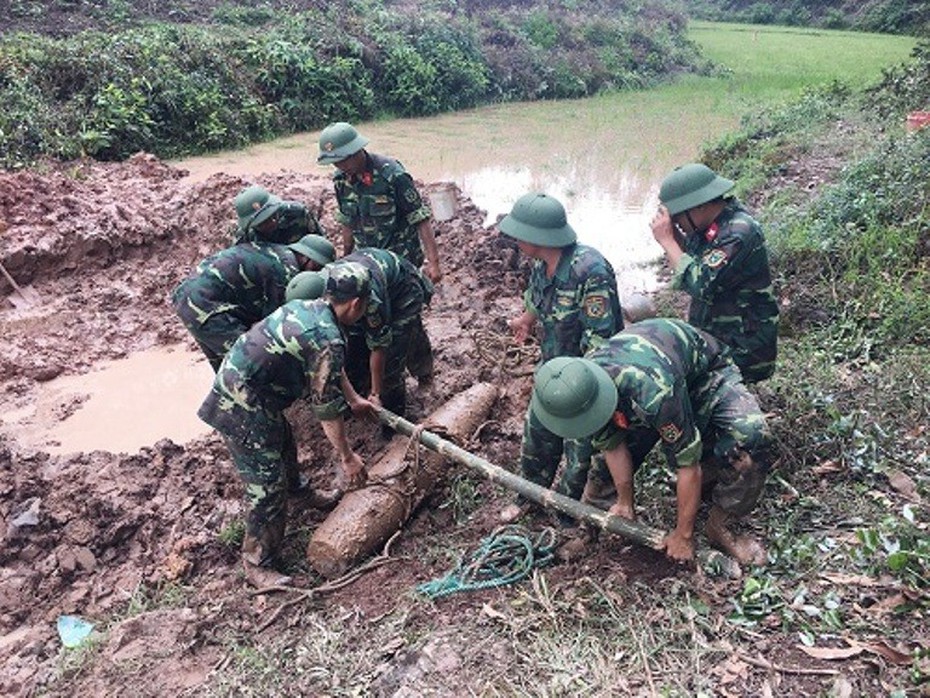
[0,0,702,168]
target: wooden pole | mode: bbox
[377,407,743,578]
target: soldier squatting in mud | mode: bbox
[174,118,778,584]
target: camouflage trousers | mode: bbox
[591,363,772,516]
[210,406,301,564]
[172,288,249,373]
[406,315,434,384]
[520,405,594,501]
[345,320,420,417]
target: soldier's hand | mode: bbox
[424,261,442,285]
[661,529,695,562]
[347,395,378,421]
[339,453,367,491]
[608,501,635,520]
[508,311,534,343]
[650,205,675,245]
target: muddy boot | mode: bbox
[241,518,292,588]
[582,475,617,511]
[705,506,767,567]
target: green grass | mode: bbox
[689,20,918,98]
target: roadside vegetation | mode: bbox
[687,0,930,36]
[0,0,705,167]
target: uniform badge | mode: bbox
[702,249,728,269]
[584,296,607,318]
[659,422,683,443]
[323,141,334,152]
[405,189,418,204]
[704,222,719,242]
[612,411,629,429]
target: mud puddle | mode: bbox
[4,345,213,454]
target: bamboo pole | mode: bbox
[377,407,743,578]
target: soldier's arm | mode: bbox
[340,223,355,256]
[417,219,442,284]
[320,417,366,489]
[604,440,636,520]
[368,347,387,405]
[663,464,702,562]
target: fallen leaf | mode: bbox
[850,640,912,665]
[797,645,863,660]
[887,470,920,501]
[813,460,844,475]
[481,602,506,620]
[864,592,908,615]
[819,572,886,587]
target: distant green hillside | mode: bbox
[685,0,929,35]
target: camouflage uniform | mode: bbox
[588,318,771,517]
[171,242,300,371]
[520,244,623,500]
[340,248,429,418]
[672,200,778,384]
[332,152,434,380]
[197,299,350,567]
[233,201,325,245]
[333,153,432,265]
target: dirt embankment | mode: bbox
[0,153,542,695]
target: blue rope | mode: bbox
[417,525,557,599]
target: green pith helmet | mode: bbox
[285,270,329,302]
[530,357,617,439]
[234,185,272,229]
[499,193,577,247]
[659,163,734,216]
[250,197,282,228]
[326,261,371,301]
[287,234,337,266]
[317,122,369,165]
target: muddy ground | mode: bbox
[0,154,919,697]
[0,153,606,695]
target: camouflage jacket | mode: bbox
[332,153,431,266]
[524,243,624,363]
[343,248,427,350]
[197,299,349,437]
[233,201,325,245]
[588,318,733,470]
[171,242,300,328]
[672,200,778,383]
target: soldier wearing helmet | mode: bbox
[531,318,772,566]
[233,184,327,245]
[171,234,336,371]
[651,163,778,384]
[331,248,431,427]
[497,192,624,525]
[317,121,439,387]
[198,261,375,588]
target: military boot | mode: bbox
[241,516,292,588]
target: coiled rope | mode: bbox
[416,524,557,599]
